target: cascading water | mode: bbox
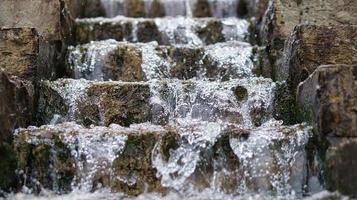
[98,0,241,17]
[7,0,334,199]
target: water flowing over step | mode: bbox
[38,78,275,127]
[75,16,249,45]
[14,120,311,198]
[88,0,246,18]
[9,1,324,199]
[67,40,254,81]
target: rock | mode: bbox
[259,0,357,77]
[0,28,39,79]
[325,137,357,197]
[13,122,176,195]
[0,0,73,41]
[0,71,34,144]
[281,25,357,89]
[37,78,274,127]
[0,143,17,192]
[37,79,151,127]
[111,130,169,195]
[67,40,254,81]
[74,17,248,45]
[297,65,357,137]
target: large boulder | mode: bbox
[297,65,357,137]
[0,28,39,79]
[281,25,357,89]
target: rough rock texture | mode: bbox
[325,137,357,197]
[74,17,248,45]
[0,0,72,41]
[0,28,39,79]
[259,0,357,78]
[13,123,176,195]
[0,0,77,80]
[281,25,357,89]
[37,79,152,127]
[0,71,34,191]
[297,65,357,137]
[0,71,34,144]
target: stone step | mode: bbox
[67,40,255,81]
[37,78,275,127]
[83,0,247,18]
[75,16,249,45]
[14,120,312,196]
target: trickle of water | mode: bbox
[61,126,128,191]
[68,39,119,81]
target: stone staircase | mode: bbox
[2,0,329,199]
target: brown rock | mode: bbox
[260,0,357,78]
[111,131,168,195]
[282,25,357,89]
[37,79,152,127]
[0,71,34,144]
[0,0,73,41]
[325,137,357,197]
[0,28,39,79]
[13,122,177,195]
[297,65,357,137]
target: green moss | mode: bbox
[273,81,311,125]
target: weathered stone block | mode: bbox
[0,28,39,79]
[282,25,357,89]
[297,65,357,137]
[260,0,357,48]
[37,78,275,127]
[0,0,71,41]
[13,123,175,195]
[325,137,357,197]
[0,71,34,144]
[259,0,357,78]
[13,121,311,196]
[37,79,152,127]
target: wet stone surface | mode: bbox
[74,16,249,45]
[67,40,254,81]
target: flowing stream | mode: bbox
[6,0,335,199]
